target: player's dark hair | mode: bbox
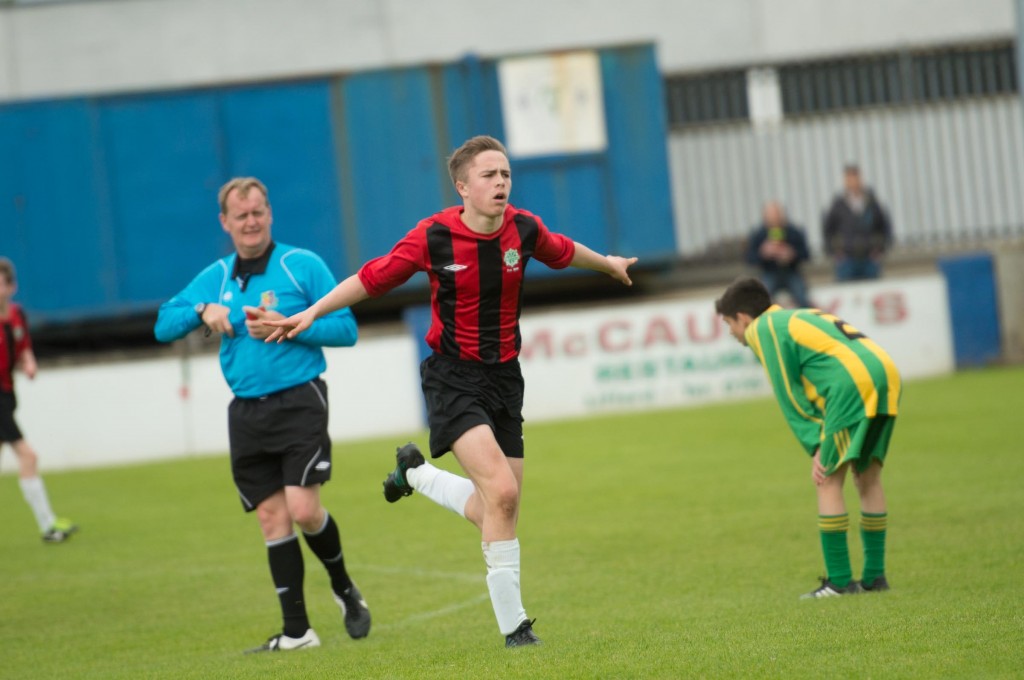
[448,135,508,185]
[714,277,772,318]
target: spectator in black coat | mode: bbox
[823,164,893,281]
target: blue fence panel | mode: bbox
[218,80,351,277]
[938,252,1002,367]
[98,92,224,307]
[338,68,448,267]
[600,45,677,260]
[1,42,675,326]
[0,100,116,321]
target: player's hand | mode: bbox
[243,306,284,340]
[811,449,827,486]
[17,351,37,380]
[264,307,316,343]
[201,303,234,337]
[606,255,638,286]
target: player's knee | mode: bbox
[485,481,520,520]
[288,500,322,528]
[16,446,38,474]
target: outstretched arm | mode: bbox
[569,242,638,286]
[265,274,370,342]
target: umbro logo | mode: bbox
[444,264,468,272]
[315,461,331,471]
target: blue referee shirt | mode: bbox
[154,242,357,398]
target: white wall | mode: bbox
[0,0,1014,102]
[2,274,954,473]
[5,334,423,473]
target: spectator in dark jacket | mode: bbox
[823,165,893,281]
[745,201,812,308]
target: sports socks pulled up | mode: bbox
[302,511,353,595]
[266,533,309,638]
[483,538,528,636]
[19,476,56,533]
[860,511,888,586]
[818,513,852,588]
[406,462,475,518]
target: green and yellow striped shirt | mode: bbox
[744,305,901,455]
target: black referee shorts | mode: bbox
[420,353,525,459]
[0,392,24,443]
[228,378,332,512]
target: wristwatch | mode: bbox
[194,302,208,320]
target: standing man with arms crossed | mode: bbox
[154,178,370,653]
[0,258,78,543]
[267,136,638,648]
[715,277,899,598]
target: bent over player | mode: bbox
[155,178,370,652]
[715,277,899,598]
[267,136,638,647]
[0,258,78,543]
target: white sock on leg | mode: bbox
[406,462,474,518]
[19,476,56,532]
[482,538,528,635]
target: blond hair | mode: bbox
[217,177,270,214]
[447,136,508,185]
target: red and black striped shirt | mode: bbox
[0,303,32,393]
[358,205,575,363]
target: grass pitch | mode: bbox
[2,365,1022,679]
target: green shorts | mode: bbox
[820,415,896,475]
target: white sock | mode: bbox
[482,538,528,635]
[406,462,475,518]
[19,476,57,532]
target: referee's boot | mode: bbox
[382,442,425,503]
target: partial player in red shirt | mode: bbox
[267,135,637,648]
[0,258,78,543]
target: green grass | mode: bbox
[2,365,1023,679]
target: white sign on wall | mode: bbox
[498,50,608,158]
[518,275,955,423]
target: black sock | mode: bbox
[267,534,309,637]
[303,512,353,594]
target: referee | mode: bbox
[155,178,369,653]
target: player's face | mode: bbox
[221,188,273,258]
[0,277,13,305]
[458,150,511,220]
[723,314,750,346]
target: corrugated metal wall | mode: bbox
[0,44,676,324]
[668,95,1024,258]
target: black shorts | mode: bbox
[420,353,525,459]
[0,392,23,443]
[228,378,332,512]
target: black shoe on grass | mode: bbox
[861,575,890,592]
[334,583,371,639]
[800,577,863,599]
[505,619,542,648]
[382,442,425,503]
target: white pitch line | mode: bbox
[358,563,482,583]
[372,593,491,632]
[355,563,491,631]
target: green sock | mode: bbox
[860,512,888,586]
[818,514,852,588]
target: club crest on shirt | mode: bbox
[12,327,24,342]
[260,291,279,310]
[503,248,521,272]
